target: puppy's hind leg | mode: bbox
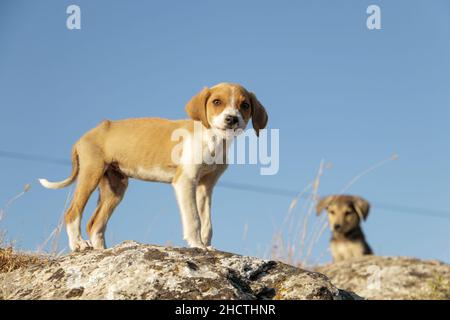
[86,168,128,250]
[65,146,105,252]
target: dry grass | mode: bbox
[0,183,31,222]
[0,184,31,251]
[270,159,330,268]
[36,188,72,256]
[427,273,450,300]
[0,245,49,300]
[0,184,49,274]
[0,246,48,273]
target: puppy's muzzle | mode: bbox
[333,224,342,232]
[225,115,239,128]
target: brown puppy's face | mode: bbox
[185,83,268,136]
[326,201,361,234]
[316,195,370,234]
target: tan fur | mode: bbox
[39,83,268,252]
[316,195,373,262]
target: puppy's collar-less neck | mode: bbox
[331,226,365,242]
[206,126,240,141]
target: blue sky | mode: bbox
[0,0,449,264]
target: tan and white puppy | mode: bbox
[316,195,373,262]
[39,83,268,252]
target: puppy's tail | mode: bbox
[39,147,79,189]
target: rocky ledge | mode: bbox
[316,255,450,300]
[0,241,359,300]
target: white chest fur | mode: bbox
[181,128,232,164]
[119,165,175,183]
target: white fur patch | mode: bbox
[119,165,175,183]
[211,108,245,131]
[90,231,105,249]
[176,123,233,167]
[66,216,82,251]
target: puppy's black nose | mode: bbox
[334,224,342,231]
[225,115,238,126]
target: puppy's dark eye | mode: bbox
[329,210,335,215]
[345,211,353,216]
[241,102,250,110]
[212,99,222,106]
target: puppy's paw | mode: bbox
[188,242,208,250]
[206,246,217,251]
[74,240,93,252]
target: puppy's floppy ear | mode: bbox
[185,87,211,128]
[249,92,268,137]
[351,196,370,221]
[316,195,335,215]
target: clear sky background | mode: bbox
[0,0,449,264]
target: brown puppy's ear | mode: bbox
[185,87,211,128]
[316,195,335,215]
[249,92,268,137]
[351,196,371,221]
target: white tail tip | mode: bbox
[39,178,61,189]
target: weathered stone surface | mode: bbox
[0,241,359,300]
[316,255,450,300]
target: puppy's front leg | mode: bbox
[196,166,227,248]
[172,172,205,249]
[196,184,213,247]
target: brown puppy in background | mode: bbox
[316,195,373,262]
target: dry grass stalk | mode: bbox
[37,188,73,256]
[270,160,328,267]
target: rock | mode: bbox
[0,241,359,300]
[316,255,450,300]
